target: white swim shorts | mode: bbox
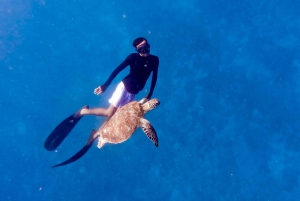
[109,82,135,108]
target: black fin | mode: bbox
[44,114,82,151]
[52,129,98,168]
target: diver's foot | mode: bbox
[73,105,89,118]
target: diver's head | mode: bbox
[133,37,150,57]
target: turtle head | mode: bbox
[141,98,160,113]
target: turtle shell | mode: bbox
[98,101,143,144]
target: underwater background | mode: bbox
[1,0,300,200]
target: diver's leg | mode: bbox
[79,81,132,118]
[80,104,117,117]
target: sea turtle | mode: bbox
[52,98,160,167]
[95,98,160,148]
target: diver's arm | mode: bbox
[94,56,130,95]
[103,59,129,89]
[145,57,159,99]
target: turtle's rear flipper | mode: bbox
[52,129,98,168]
[44,105,88,151]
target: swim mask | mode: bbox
[136,43,150,54]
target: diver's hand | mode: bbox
[94,86,104,95]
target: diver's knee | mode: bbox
[106,111,115,117]
[106,107,117,117]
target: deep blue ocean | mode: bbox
[1,0,300,200]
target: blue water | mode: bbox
[1,0,300,200]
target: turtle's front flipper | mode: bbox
[140,118,158,147]
[44,105,88,151]
[52,129,98,168]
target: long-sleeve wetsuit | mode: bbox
[102,53,159,99]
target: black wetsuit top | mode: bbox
[102,53,159,99]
